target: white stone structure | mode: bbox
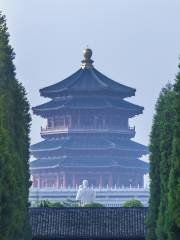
[76,180,96,205]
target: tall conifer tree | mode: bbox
[0,12,31,239]
[146,89,164,240]
[167,64,180,240]
[156,86,175,240]
[146,84,175,240]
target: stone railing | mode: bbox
[30,186,149,192]
[40,126,135,135]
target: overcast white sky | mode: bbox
[1,0,180,150]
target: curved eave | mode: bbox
[32,98,144,117]
[40,89,135,99]
[31,146,148,153]
[32,107,143,118]
[31,165,149,171]
[31,139,66,151]
[30,164,60,170]
[30,158,149,170]
[57,144,148,153]
[31,139,148,155]
[32,104,143,113]
[39,67,136,98]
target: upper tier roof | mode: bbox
[40,49,136,98]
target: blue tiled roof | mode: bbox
[62,158,149,169]
[112,139,148,151]
[32,97,143,115]
[31,138,66,151]
[31,137,148,153]
[30,157,149,169]
[29,208,148,239]
[30,158,63,168]
[63,137,111,149]
[40,67,136,98]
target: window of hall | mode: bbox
[54,116,65,127]
[66,115,71,127]
[80,116,94,128]
[48,117,54,128]
[94,116,104,128]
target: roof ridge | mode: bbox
[89,67,109,88]
[64,68,84,89]
[93,67,136,92]
[40,69,82,94]
[39,66,136,98]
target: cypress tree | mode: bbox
[146,84,175,240]
[156,86,175,240]
[146,89,164,240]
[167,64,180,240]
[0,12,31,239]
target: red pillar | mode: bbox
[72,175,76,188]
[99,175,103,188]
[109,174,113,188]
[56,174,59,188]
[58,175,63,188]
[63,174,66,188]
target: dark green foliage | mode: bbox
[37,200,65,208]
[83,202,104,208]
[36,199,79,208]
[156,85,175,240]
[146,84,175,240]
[0,12,31,239]
[35,200,104,208]
[123,199,144,208]
[62,199,80,207]
[167,67,180,240]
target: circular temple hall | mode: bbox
[30,49,148,189]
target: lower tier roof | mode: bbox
[30,157,149,171]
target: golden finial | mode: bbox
[81,47,94,69]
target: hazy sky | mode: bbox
[1,0,180,149]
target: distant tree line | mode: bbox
[0,13,31,239]
[147,62,180,239]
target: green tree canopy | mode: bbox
[0,12,31,240]
[167,63,180,240]
[146,84,175,240]
[83,202,104,208]
[123,199,144,208]
[37,200,65,208]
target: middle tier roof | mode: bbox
[32,97,143,117]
